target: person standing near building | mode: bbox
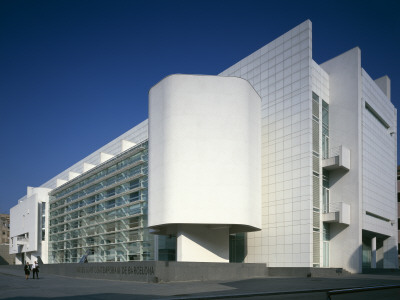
[32,261,39,279]
[31,262,35,278]
[24,262,30,280]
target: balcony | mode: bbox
[322,202,350,225]
[322,146,350,171]
[16,235,29,245]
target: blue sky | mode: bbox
[1,0,399,214]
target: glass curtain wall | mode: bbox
[48,141,154,263]
[362,236,372,268]
[322,223,330,267]
[312,92,321,267]
[321,100,330,214]
[321,100,330,267]
[322,170,329,213]
[158,235,177,261]
[312,93,331,268]
[322,101,329,159]
[41,202,46,241]
[229,233,246,262]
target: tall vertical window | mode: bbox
[229,233,246,263]
[312,92,320,267]
[322,100,329,159]
[322,223,330,267]
[322,170,330,213]
[41,202,46,241]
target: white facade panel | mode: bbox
[176,225,229,262]
[9,187,51,263]
[362,69,397,237]
[148,74,261,262]
[311,60,330,104]
[320,47,363,273]
[220,20,314,267]
[148,75,261,232]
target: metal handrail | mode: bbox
[326,146,342,158]
[324,202,344,214]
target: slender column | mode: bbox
[371,237,376,268]
[153,235,159,261]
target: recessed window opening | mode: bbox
[365,211,390,222]
[365,102,389,129]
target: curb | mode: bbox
[160,284,400,300]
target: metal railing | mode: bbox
[326,146,342,158]
[325,202,343,214]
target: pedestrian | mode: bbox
[31,262,35,279]
[32,261,39,279]
[24,262,30,280]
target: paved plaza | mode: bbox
[1,266,400,299]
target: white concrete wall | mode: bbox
[311,61,330,105]
[148,74,261,262]
[220,20,314,267]
[9,187,51,264]
[361,69,398,268]
[148,75,261,234]
[177,225,229,262]
[320,47,363,273]
[374,75,391,100]
[40,199,50,264]
[361,69,397,236]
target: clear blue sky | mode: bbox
[1,0,399,214]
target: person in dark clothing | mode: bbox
[32,261,39,279]
[24,262,30,280]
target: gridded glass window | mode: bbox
[312,92,319,118]
[322,170,330,213]
[130,179,140,189]
[106,199,116,209]
[229,233,246,263]
[323,223,330,241]
[128,230,140,241]
[127,203,142,215]
[106,188,115,198]
[312,92,321,267]
[129,192,140,202]
[322,101,329,127]
[49,142,153,263]
[322,100,329,159]
[41,202,46,241]
[105,222,116,233]
[158,235,176,261]
[128,217,141,228]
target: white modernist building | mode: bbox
[9,187,51,264]
[10,20,397,273]
[219,20,397,273]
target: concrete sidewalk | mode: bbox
[1,266,400,299]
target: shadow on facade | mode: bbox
[0,255,10,265]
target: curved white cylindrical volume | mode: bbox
[148,74,261,235]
